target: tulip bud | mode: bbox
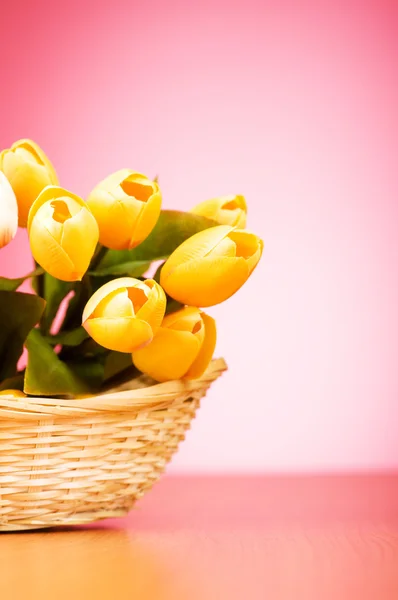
[191,195,247,228]
[133,307,216,382]
[86,170,162,250]
[82,278,166,353]
[0,172,18,249]
[0,139,58,227]
[0,390,26,398]
[28,186,99,282]
[160,225,263,307]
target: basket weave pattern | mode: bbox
[0,358,226,531]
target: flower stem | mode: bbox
[29,265,45,298]
[90,244,108,271]
[25,266,44,279]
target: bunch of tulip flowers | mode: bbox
[0,139,263,397]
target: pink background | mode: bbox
[1,0,398,472]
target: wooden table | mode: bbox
[1,475,398,599]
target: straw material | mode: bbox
[0,358,226,531]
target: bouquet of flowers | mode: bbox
[0,139,263,398]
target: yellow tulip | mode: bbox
[191,194,247,228]
[82,277,166,353]
[28,186,99,282]
[133,306,216,382]
[0,390,26,398]
[0,139,58,227]
[87,170,161,250]
[160,225,263,307]
[0,172,18,249]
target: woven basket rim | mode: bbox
[0,358,227,419]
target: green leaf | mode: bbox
[104,351,133,381]
[0,291,46,381]
[132,210,217,260]
[101,363,141,391]
[153,261,165,283]
[79,339,109,357]
[45,327,89,347]
[98,210,216,269]
[0,277,26,292]
[65,358,105,391]
[60,283,84,331]
[151,262,183,314]
[40,273,74,334]
[165,298,184,315]
[89,244,108,271]
[60,275,94,332]
[151,260,184,314]
[24,328,92,396]
[31,261,43,296]
[57,336,106,365]
[89,259,151,278]
[0,267,44,292]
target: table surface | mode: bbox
[1,474,398,599]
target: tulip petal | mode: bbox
[92,288,134,319]
[1,140,58,228]
[84,316,153,352]
[0,172,18,249]
[82,278,166,353]
[185,312,217,379]
[126,285,150,313]
[234,212,247,228]
[109,196,142,249]
[30,196,76,244]
[163,306,202,332]
[99,169,133,191]
[207,235,236,258]
[0,389,26,398]
[88,189,142,250]
[192,195,247,228]
[29,218,77,281]
[2,153,53,228]
[61,206,99,278]
[228,230,263,274]
[28,186,87,231]
[222,194,247,211]
[87,170,161,251]
[191,197,223,217]
[135,280,166,332]
[11,139,58,185]
[27,187,99,281]
[119,173,156,201]
[82,277,144,322]
[133,328,201,382]
[162,306,201,330]
[162,255,249,307]
[220,207,246,228]
[129,190,162,248]
[161,225,233,284]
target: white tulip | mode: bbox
[0,171,18,248]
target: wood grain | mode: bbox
[1,475,398,599]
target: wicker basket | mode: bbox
[0,358,226,531]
